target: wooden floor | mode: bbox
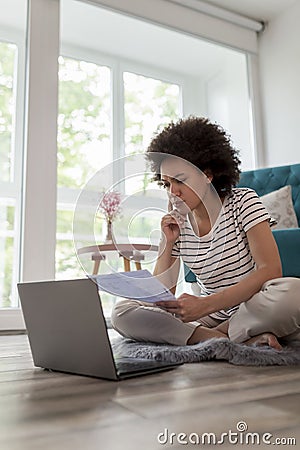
[0,334,299,450]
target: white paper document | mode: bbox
[91,270,176,303]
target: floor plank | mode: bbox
[0,335,299,450]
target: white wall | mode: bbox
[258,1,300,167]
[205,51,254,170]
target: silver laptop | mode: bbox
[17,278,182,380]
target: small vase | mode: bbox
[105,219,113,243]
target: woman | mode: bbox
[111,117,300,349]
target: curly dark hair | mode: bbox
[146,116,241,196]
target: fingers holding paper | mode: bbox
[155,293,209,322]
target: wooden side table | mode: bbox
[77,243,158,275]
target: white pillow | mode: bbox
[261,185,298,230]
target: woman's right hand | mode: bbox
[160,210,184,243]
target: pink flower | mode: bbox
[98,190,122,222]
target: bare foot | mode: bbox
[245,333,282,351]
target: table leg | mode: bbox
[123,257,131,272]
[92,260,101,275]
[135,261,142,270]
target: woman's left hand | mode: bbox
[155,293,209,322]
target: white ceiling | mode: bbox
[201,0,298,22]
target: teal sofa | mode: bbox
[185,163,300,282]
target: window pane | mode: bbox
[56,56,111,278]
[0,42,17,306]
[0,201,17,307]
[124,71,180,155]
[123,72,180,196]
[57,56,111,189]
[56,208,80,278]
[0,42,17,183]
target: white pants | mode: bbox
[111,277,300,345]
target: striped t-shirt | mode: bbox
[171,188,274,320]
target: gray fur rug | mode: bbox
[112,337,300,366]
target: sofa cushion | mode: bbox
[237,163,300,226]
[261,185,298,229]
[272,229,300,277]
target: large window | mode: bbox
[58,0,255,315]
[124,71,180,156]
[0,0,27,312]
